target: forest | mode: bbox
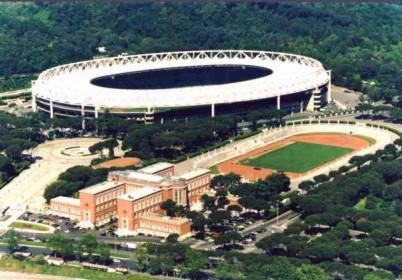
[0,3,401,101]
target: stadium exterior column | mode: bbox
[277,95,281,110]
[31,80,37,112]
[94,107,98,118]
[31,94,37,112]
[211,103,215,117]
[49,99,54,118]
[327,70,332,102]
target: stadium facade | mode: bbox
[32,50,331,122]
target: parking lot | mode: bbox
[15,211,161,247]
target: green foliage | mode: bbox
[43,165,108,203]
[46,233,74,259]
[3,229,20,253]
[160,199,178,217]
[123,115,239,160]
[1,3,402,101]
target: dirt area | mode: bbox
[331,85,362,109]
[287,133,369,149]
[92,157,141,169]
[216,133,370,181]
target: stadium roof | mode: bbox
[32,50,330,109]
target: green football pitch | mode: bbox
[240,141,353,173]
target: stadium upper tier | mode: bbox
[32,50,331,120]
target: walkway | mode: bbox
[0,138,102,232]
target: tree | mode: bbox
[103,138,119,158]
[0,155,16,178]
[393,138,402,149]
[188,211,208,236]
[201,194,216,211]
[215,188,230,209]
[214,262,245,280]
[364,270,395,280]
[78,234,98,258]
[95,242,110,263]
[256,233,288,255]
[349,155,368,169]
[384,144,398,157]
[3,230,19,253]
[166,233,179,243]
[298,180,315,192]
[5,144,23,161]
[160,254,174,276]
[265,172,291,193]
[313,174,330,184]
[370,228,393,246]
[89,142,104,156]
[135,244,149,272]
[47,233,74,259]
[185,249,207,278]
[160,199,178,217]
[211,173,241,191]
[148,256,162,275]
[208,210,231,231]
[298,264,332,280]
[214,231,242,246]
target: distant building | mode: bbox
[49,196,80,220]
[49,162,210,239]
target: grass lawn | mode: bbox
[354,197,367,210]
[0,255,154,280]
[240,141,353,173]
[209,165,219,175]
[10,221,50,232]
[0,215,10,222]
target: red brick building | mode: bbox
[49,162,210,239]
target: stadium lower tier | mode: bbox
[34,84,329,122]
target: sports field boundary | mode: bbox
[174,121,400,181]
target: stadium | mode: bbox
[31,50,331,122]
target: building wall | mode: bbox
[79,183,127,227]
[55,166,211,239]
[152,166,175,177]
[117,190,163,232]
[137,215,191,239]
[49,200,80,220]
[108,174,162,191]
[183,172,211,206]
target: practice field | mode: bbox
[216,133,371,181]
[240,141,353,173]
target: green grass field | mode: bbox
[10,221,50,232]
[240,141,353,173]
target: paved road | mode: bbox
[188,210,300,252]
[0,87,30,97]
[0,244,136,269]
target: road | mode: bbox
[0,244,136,269]
[0,88,31,98]
[188,210,300,252]
[242,212,300,253]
